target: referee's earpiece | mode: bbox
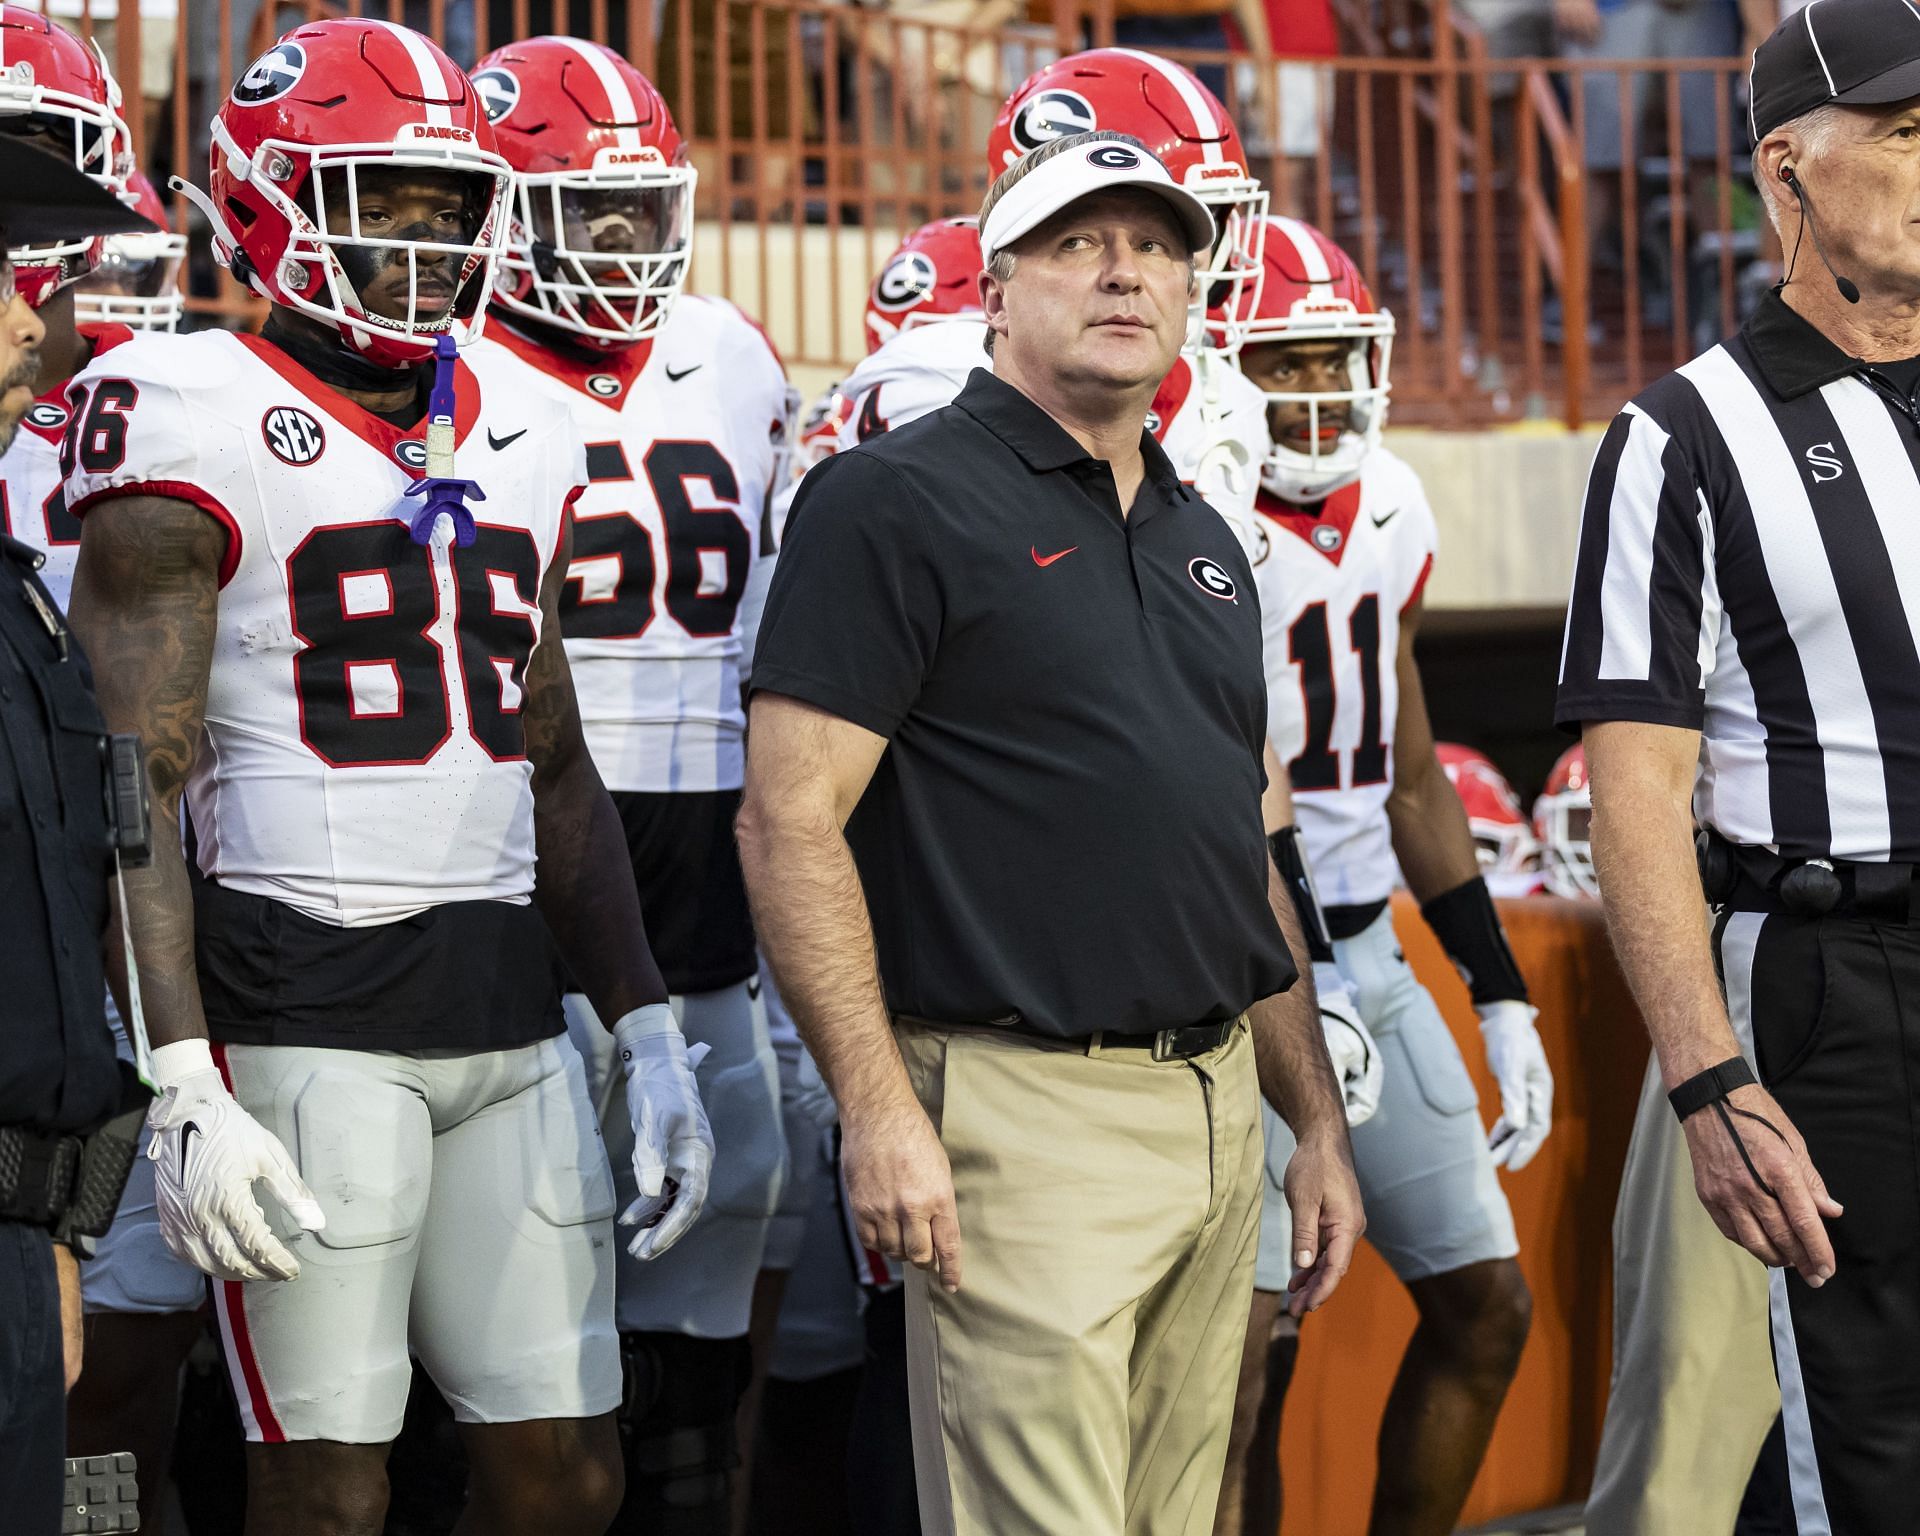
[1778,163,1861,304]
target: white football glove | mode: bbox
[145,1038,325,1282]
[1317,974,1384,1129]
[615,1003,716,1261]
[1478,1000,1554,1171]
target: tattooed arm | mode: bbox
[67,495,223,1049]
[526,513,670,1023]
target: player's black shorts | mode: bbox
[194,878,563,1051]
[612,789,757,995]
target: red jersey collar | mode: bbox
[488,319,655,407]
[235,331,482,461]
[1257,481,1364,566]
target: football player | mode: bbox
[74,168,186,331]
[471,35,795,1533]
[1213,215,1552,1536]
[1534,743,1597,898]
[1435,742,1545,898]
[0,19,207,1526]
[63,21,711,1535]
[831,50,1272,545]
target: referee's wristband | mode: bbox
[1667,1057,1758,1123]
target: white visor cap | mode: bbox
[979,136,1217,264]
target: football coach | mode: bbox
[1558,1,1920,1528]
[737,129,1362,1536]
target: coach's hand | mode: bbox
[615,1003,717,1261]
[1282,1121,1365,1318]
[842,1097,961,1294]
[1683,1081,1843,1286]
[146,1039,325,1283]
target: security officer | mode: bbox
[0,135,157,1536]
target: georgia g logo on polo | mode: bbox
[1188,556,1237,601]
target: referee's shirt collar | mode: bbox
[953,367,1190,509]
[1745,289,1871,399]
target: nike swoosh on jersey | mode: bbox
[488,428,528,451]
[1370,507,1400,528]
[665,364,702,382]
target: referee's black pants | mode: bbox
[1715,903,1920,1536]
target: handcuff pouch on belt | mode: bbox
[0,1064,151,1248]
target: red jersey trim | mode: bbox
[1149,358,1193,443]
[70,480,244,588]
[234,332,482,461]
[488,319,654,407]
[1402,551,1433,613]
[1256,480,1363,567]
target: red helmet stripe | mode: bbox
[373,18,455,126]
[1271,215,1334,291]
[558,35,642,149]
[1109,47,1224,164]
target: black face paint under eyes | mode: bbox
[336,224,462,299]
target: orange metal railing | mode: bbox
[51,0,1757,428]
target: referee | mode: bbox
[1558,2,1920,1527]
[739,131,1362,1535]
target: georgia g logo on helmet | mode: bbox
[471,66,519,124]
[1010,88,1097,153]
[872,250,937,312]
[231,42,306,106]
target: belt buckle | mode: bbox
[1153,1026,1206,1062]
[1151,1029,1177,1062]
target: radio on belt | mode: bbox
[102,732,152,869]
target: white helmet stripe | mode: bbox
[1272,215,1334,293]
[372,18,454,127]
[1108,47,1225,165]
[558,35,642,150]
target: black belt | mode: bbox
[0,1124,85,1228]
[895,1015,1238,1062]
[1698,829,1920,922]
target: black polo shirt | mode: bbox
[0,534,120,1133]
[752,369,1296,1039]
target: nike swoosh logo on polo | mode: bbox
[665,364,701,382]
[1031,545,1078,567]
[488,428,527,451]
[1370,507,1400,528]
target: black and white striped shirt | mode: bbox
[1557,291,1920,863]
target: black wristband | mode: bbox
[1420,875,1529,1005]
[1667,1057,1758,1123]
[1268,826,1334,964]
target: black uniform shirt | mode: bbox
[752,369,1296,1039]
[0,533,119,1132]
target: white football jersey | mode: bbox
[833,320,1266,542]
[1252,448,1438,907]
[62,330,584,927]
[0,323,136,611]
[485,295,791,794]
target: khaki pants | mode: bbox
[896,1018,1263,1536]
[1585,1053,1778,1534]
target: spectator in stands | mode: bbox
[1227,0,1335,218]
[1456,0,1559,62]
[1109,0,1272,102]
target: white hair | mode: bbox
[1756,103,1847,232]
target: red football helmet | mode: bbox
[473,35,692,348]
[76,169,186,331]
[1222,215,1394,504]
[1436,743,1540,884]
[988,48,1266,328]
[176,18,512,367]
[864,217,982,353]
[1534,743,1596,899]
[0,5,132,305]
[792,382,852,478]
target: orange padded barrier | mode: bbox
[1277,893,1649,1534]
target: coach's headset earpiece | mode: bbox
[1780,163,1861,304]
